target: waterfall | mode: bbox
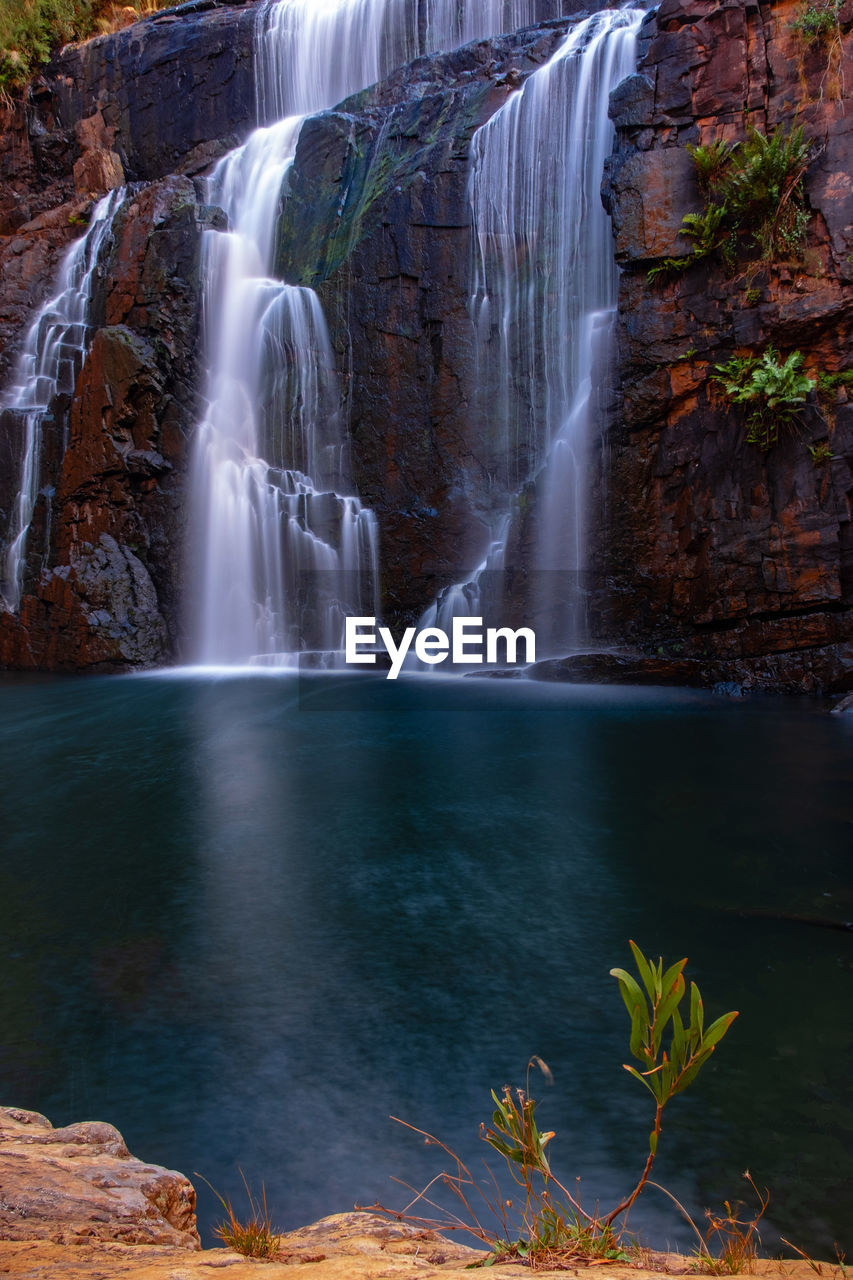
[0,188,124,612]
[423,0,540,49]
[191,0,440,665]
[189,110,381,666]
[429,9,642,656]
[190,0,581,666]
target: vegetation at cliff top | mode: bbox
[648,124,814,281]
[364,942,740,1268]
[0,0,171,94]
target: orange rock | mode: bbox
[0,1107,199,1248]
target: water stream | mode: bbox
[429,10,642,652]
[0,189,125,611]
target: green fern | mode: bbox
[679,203,728,255]
[649,124,813,282]
[714,348,815,450]
[686,139,737,193]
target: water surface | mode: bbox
[0,672,850,1254]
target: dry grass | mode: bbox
[195,1171,281,1260]
[697,1175,769,1275]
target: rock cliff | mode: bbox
[0,0,257,668]
[0,176,213,667]
[600,0,853,692]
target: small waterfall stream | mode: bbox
[0,188,124,611]
[428,9,642,653]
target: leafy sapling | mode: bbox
[605,941,739,1226]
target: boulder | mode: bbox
[0,1107,199,1247]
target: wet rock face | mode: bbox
[0,1,593,668]
[0,92,87,388]
[0,1106,200,1247]
[0,176,207,670]
[600,0,853,691]
[0,0,253,386]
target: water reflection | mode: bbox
[0,673,849,1252]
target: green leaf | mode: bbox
[660,957,688,997]
[651,973,685,1056]
[649,1128,658,1155]
[702,1010,739,1050]
[484,1135,518,1161]
[670,1053,710,1097]
[689,980,704,1036]
[611,968,650,1026]
[628,940,658,1002]
[629,1003,647,1063]
[671,1006,687,1068]
[623,1063,658,1099]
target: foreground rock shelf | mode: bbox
[0,1107,840,1280]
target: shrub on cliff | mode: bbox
[714,348,816,451]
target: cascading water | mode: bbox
[255,0,547,122]
[190,0,581,666]
[190,112,381,666]
[191,0,425,665]
[429,9,642,653]
[422,0,541,50]
[0,188,124,612]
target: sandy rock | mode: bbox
[0,1116,838,1280]
[0,1218,837,1280]
[0,1106,200,1248]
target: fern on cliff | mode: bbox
[713,348,815,451]
[648,124,814,281]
